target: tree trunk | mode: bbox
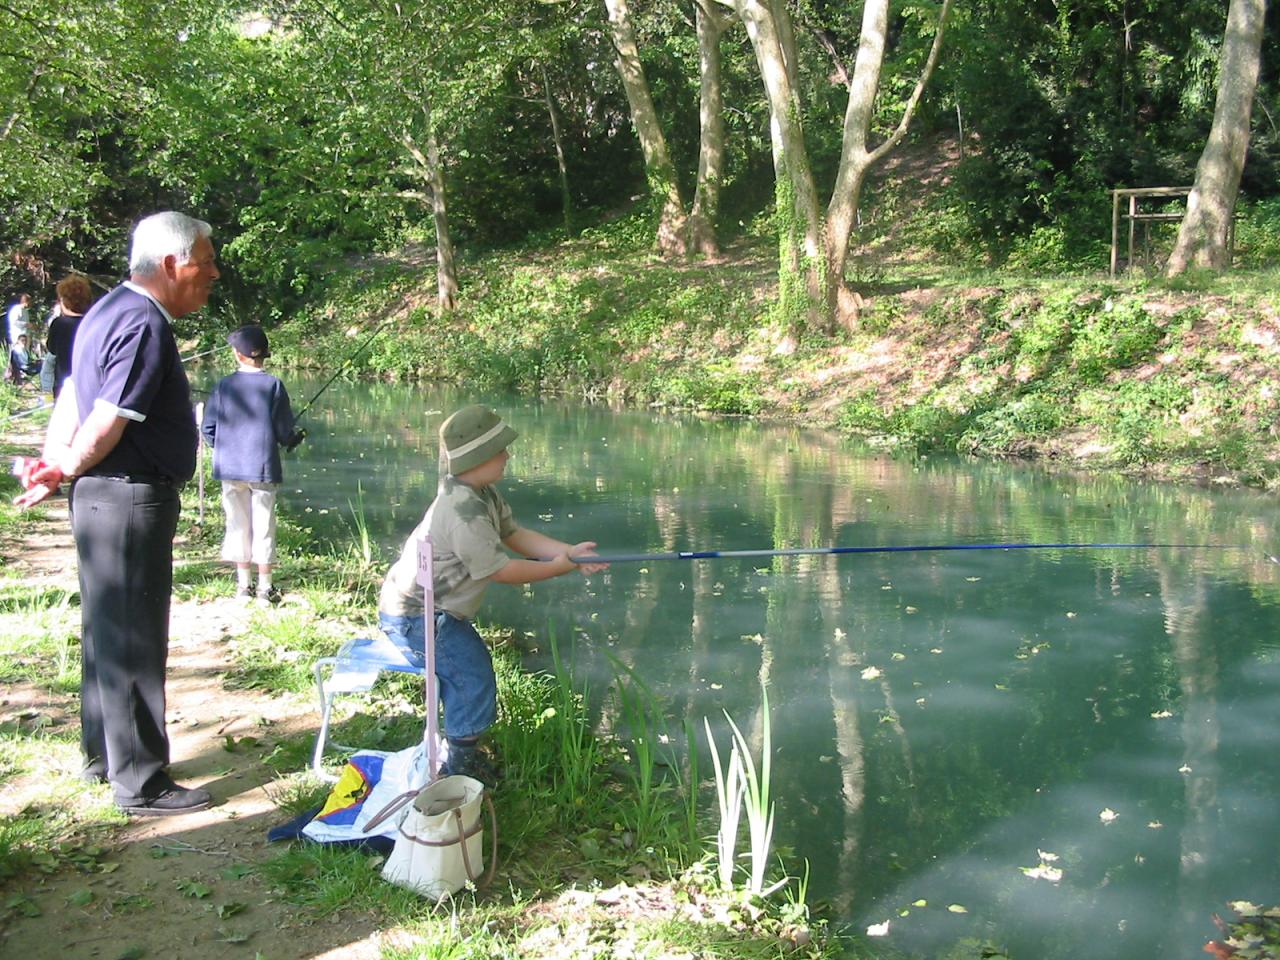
[824,0,951,330]
[602,0,689,258]
[733,0,949,338]
[734,0,823,346]
[403,118,459,311]
[689,0,730,257]
[540,61,575,236]
[1165,0,1266,276]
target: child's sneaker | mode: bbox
[255,586,282,605]
[235,585,254,600]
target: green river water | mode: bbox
[244,376,1280,959]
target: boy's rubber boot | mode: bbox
[441,740,500,787]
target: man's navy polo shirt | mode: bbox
[69,283,197,481]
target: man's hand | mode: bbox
[12,458,63,509]
[568,541,609,575]
[284,428,307,451]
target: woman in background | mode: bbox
[46,274,93,399]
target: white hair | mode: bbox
[128,212,213,277]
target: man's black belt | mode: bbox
[81,472,179,486]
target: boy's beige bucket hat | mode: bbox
[440,404,518,474]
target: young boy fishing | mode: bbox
[200,325,303,602]
[378,403,607,781]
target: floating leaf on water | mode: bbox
[1148,821,1164,829]
[1150,710,1174,718]
[866,920,891,936]
[966,577,981,582]
[930,648,943,654]
[905,606,918,614]
[1065,611,1077,618]
[710,683,723,690]
[833,628,846,639]
[861,667,882,680]
[1179,764,1192,774]
[891,652,906,661]
[1020,864,1063,883]
[1228,901,1263,917]
[916,698,927,705]
[881,584,893,590]
[1099,808,1119,824]
[947,904,968,913]
[1038,850,1059,862]
[912,899,928,907]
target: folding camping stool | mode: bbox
[311,636,426,780]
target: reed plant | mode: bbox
[704,683,778,896]
[704,714,745,891]
[345,480,376,566]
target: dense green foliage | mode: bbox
[1,0,1276,312]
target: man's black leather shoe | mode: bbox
[118,783,212,817]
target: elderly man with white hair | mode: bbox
[17,211,220,816]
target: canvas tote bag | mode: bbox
[365,774,496,899]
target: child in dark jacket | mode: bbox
[200,325,303,602]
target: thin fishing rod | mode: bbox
[292,317,395,424]
[182,345,222,364]
[574,541,1246,564]
[2,346,233,425]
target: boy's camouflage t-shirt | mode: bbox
[379,475,518,620]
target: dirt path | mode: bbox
[0,477,391,959]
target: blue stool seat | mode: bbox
[312,637,426,779]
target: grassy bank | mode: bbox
[0,452,846,959]
[263,205,1280,487]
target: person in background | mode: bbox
[46,274,93,399]
[14,211,219,817]
[6,292,30,347]
[377,404,608,782]
[200,325,303,604]
[9,332,37,375]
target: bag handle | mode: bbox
[361,789,419,834]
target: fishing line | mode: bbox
[291,317,396,425]
[574,541,1248,564]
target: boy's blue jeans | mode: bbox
[378,610,497,739]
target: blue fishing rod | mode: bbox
[575,541,1251,564]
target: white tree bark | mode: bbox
[603,0,689,258]
[1166,0,1266,275]
[689,0,732,256]
[734,0,823,342]
[825,0,951,325]
[403,113,459,311]
[734,0,950,334]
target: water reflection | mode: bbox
[193,371,1280,959]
